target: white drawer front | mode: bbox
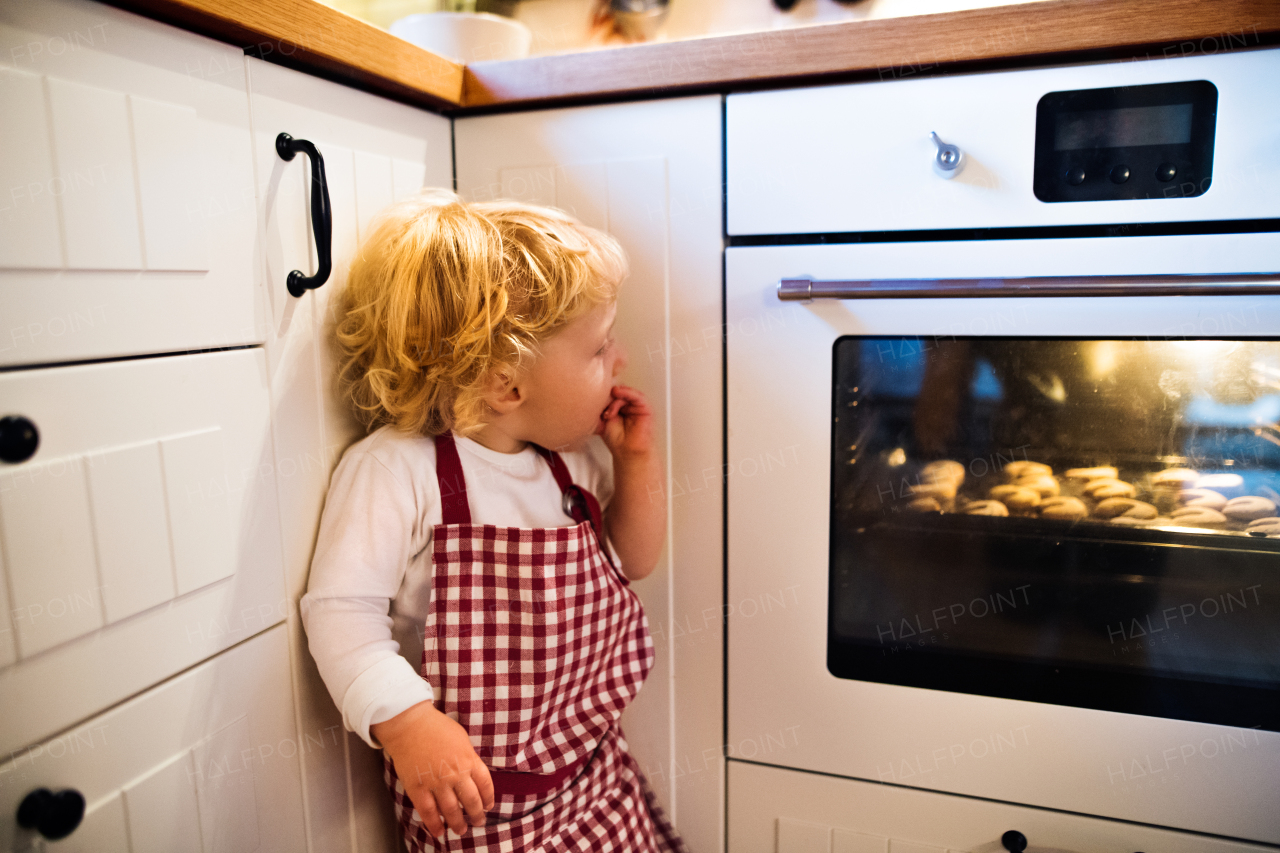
[729,761,1275,853]
[0,0,262,367]
[727,48,1280,235]
[0,348,286,755]
[0,625,307,853]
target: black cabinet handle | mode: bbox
[1001,830,1028,853]
[0,415,39,463]
[17,788,85,841]
[275,132,333,298]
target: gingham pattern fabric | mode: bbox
[382,432,687,853]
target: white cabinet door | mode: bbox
[0,625,307,853]
[456,97,724,853]
[247,57,453,853]
[0,349,285,757]
[0,0,262,368]
[729,761,1274,853]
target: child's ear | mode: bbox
[482,368,524,415]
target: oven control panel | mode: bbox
[1033,80,1218,202]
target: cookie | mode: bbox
[1004,461,1052,480]
[1177,488,1227,511]
[989,485,1041,512]
[1246,517,1280,536]
[909,481,957,502]
[1195,473,1244,496]
[964,500,1008,517]
[1064,466,1118,482]
[906,497,943,513]
[1014,474,1060,498]
[1170,506,1227,528]
[1152,468,1200,489]
[1039,496,1088,521]
[1094,498,1158,520]
[1083,478,1136,500]
[921,459,965,487]
[1110,515,1169,528]
[1223,496,1277,523]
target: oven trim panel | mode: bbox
[725,234,1280,843]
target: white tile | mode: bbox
[353,148,393,240]
[129,94,206,271]
[86,441,176,623]
[778,817,831,853]
[0,68,63,269]
[0,530,16,668]
[0,454,104,655]
[45,77,142,270]
[47,791,130,853]
[500,165,556,206]
[833,829,889,853]
[192,715,260,853]
[123,751,204,853]
[160,429,233,595]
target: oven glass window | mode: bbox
[829,337,1280,730]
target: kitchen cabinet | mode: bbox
[0,0,263,369]
[1,625,307,853]
[246,57,453,853]
[455,96,725,853]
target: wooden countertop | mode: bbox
[109,0,1280,113]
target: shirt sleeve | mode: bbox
[300,447,434,749]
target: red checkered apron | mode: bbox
[383,432,688,853]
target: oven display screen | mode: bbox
[828,337,1280,730]
[1054,103,1194,150]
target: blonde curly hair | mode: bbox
[335,189,627,438]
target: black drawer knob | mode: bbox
[0,415,39,463]
[17,787,85,840]
[1001,830,1028,853]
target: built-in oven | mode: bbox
[724,47,1280,848]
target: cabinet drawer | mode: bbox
[0,0,261,367]
[726,49,1280,236]
[728,761,1273,853]
[0,348,285,755]
[0,625,306,852]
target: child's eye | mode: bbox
[596,339,611,356]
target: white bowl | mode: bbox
[389,12,532,64]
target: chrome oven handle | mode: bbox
[777,274,1280,301]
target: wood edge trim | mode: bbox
[103,0,464,108]
[462,0,1280,109]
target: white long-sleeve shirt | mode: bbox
[300,425,615,749]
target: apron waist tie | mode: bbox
[488,752,590,798]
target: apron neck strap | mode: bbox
[532,445,611,567]
[433,431,471,525]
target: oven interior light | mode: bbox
[886,448,906,466]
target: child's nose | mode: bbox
[612,343,628,376]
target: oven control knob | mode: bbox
[930,131,965,179]
[1001,830,1028,853]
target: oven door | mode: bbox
[726,232,1280,843]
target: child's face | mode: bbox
[510,300,627,451]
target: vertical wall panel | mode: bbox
[129,94,206,271]
[161,429,234,596]
[499,166,556,205]
[45,77,143,270]
[0,540,17,668]
[87,441,177,624]
[0,454,105,656]
[392,157,428,202]
[0,67,63,269]
[555,162,609,232]
[122,751,205,853]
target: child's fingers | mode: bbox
[415,790,446,839]
[432,785,469,836]
[455,776,488,826]
[472,764,495,811]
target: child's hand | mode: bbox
[596,385,654,459]
[372,701,494,839]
